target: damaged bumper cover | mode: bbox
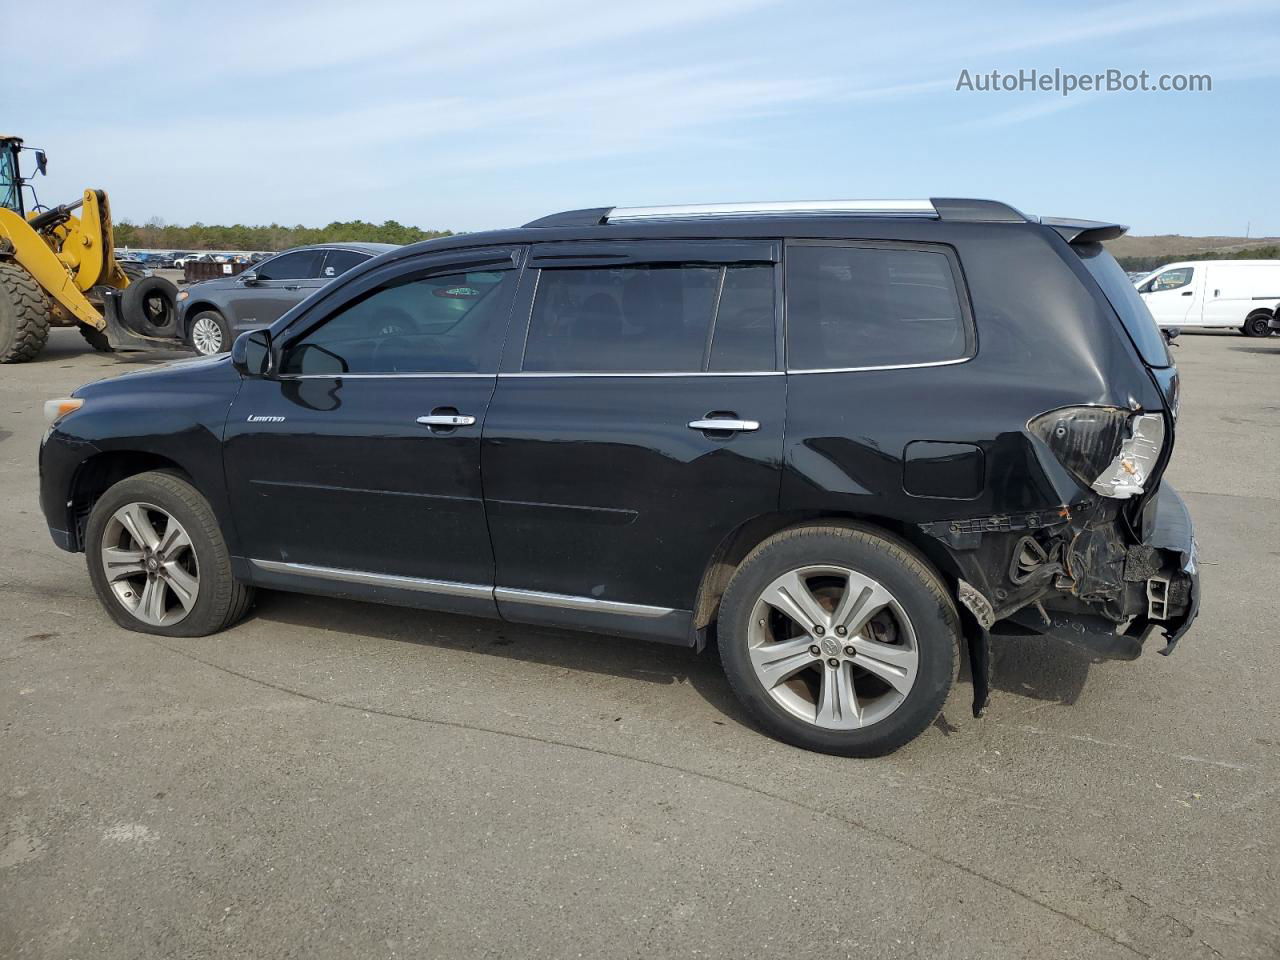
[1142,483,1200,654]
[924,483,1200,660]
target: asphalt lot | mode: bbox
[2,329,1277,959]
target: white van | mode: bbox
[1136,260,1280,336]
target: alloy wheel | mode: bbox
[100,502,200,626]
[747,564,919,730]
[190,316,223,355]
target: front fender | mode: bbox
[39,358,241,552]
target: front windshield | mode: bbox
[0,147,20,214]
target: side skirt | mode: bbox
[239,559,696,647]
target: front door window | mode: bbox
[281,269,512,375]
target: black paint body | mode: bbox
[40,209,1199,654]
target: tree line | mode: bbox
[1115,244,1280,273]
[114,218,453,252]
[113,218,1280,269]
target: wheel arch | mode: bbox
[67,451,195,550]
[692,509,962,645]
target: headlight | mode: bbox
[176,290,189,302]
[43,397,83,425]
[1028,406,1166,500]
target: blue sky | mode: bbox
[7,0,1279,235]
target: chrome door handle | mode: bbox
[417,414,476,427]
[688,418,759,432]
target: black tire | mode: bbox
[1241,311,1274,338]
[0,261,51,364]
[185,309,232,355]
[84,470,254,637]
[717,523,959,757]
[78,323,113,352]
[121,275,178,335]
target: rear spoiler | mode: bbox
[1041,216,1129,244]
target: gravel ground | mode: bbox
[1,328,1277,959]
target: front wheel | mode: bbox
[187,310,231,356]
[718,524,959,756]
[0,261,51,363]
[1241,312,1274,338]
[85,471,254,636]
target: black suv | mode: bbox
[177,242,398,356]
[39,199,1199,756]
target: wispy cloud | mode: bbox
[960,92,1100,130]
[9,0,1279,233]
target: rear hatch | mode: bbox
[1045,218,1179,416]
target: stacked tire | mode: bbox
[119,265,179,338]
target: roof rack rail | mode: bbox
[606,199,938,222]
[522,198,1031,228]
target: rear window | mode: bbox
[1074,242,1171,368]
[785,244,970,370]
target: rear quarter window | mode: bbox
[785,243,972,370]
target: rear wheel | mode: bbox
[85,471,254,637]
[718,524,959,756]
[187,310,231,355]
[0,261,51,364]
[1241,311,1274,338]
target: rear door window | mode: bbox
[785,243,971,370]
[707,265,776,371]
[321,249,371,279]
[522,261,776,373]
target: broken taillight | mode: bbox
[1028,406,1166,500]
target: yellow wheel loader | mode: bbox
[0,135,180,363]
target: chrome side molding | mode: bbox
[248,560,678,619]
[493,586,674,618]
[249,559,492,599]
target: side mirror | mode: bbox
[231,330,273,377]
[1162,327,1181,343]
[239,273,260,285]
[34,150,47,176]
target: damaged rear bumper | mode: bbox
[927,483,1200,660]
[1142,483,1200,654]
